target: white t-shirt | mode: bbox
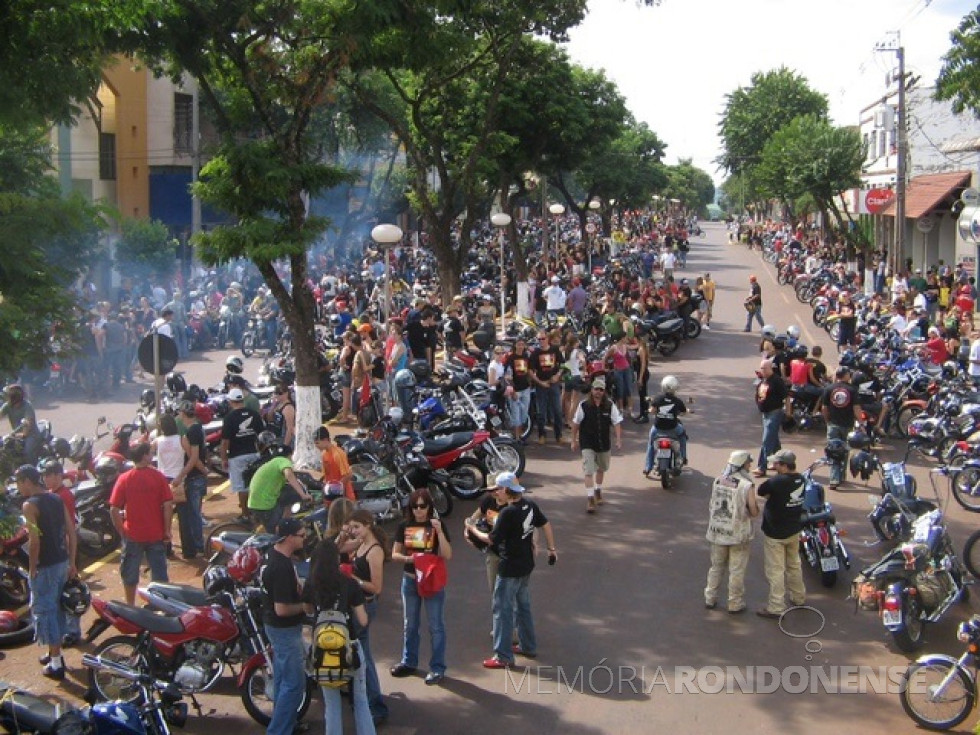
[487,359,506,386]
[543,285,566,310]
[151,319,174,339]
[154,435,184,480]
[969,340,980,378]
[662,252,676,270]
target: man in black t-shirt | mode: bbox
[821,367,862,489]
[261,518,308,735]
[221,388,264,520]
[755,450,806,618]
[530,330,564,444]
[754,359,790,477]
[174,402,208,559]
[406,308,436,366]
[473,473,556,669]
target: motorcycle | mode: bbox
[899,613,980,731]
[852,498,969,652]
[648,433,683,490]
[796,458,850,587]
[240,316,262,358]
[0,490,29,610]
[0,656,188,734]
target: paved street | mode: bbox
[5,223,977,734]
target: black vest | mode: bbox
[578,398,615,452]
[28,493,68,568]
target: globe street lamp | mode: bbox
[371,223,403,323]
[490,213,511,338]
[548,203,565,264]
[588,198,601,274]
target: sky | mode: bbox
[564,0,978,186]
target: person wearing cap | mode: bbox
[705,451,759,614]
[468,472,556,669]
[110,442,174,605]
[753,358,790,478]
[1,384,42,463]
[41,461,82,647]
[755,449,806,618]
[221,388,264,522]
[571,376,623,513]
[17,464,77,679]
[172,401,208,560]
[261,517,309,735]
[743,275,765,332]
[542,276,567,318]
[313,426,354,501]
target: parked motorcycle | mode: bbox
[796,458,850,587]
[899,613,980,731]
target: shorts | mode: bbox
[119,539,169,587]
[582,449,611,475]
[229,452,259,494]
[338,370,352,388]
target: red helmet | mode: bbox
[228,546,262,584]
[0,610,19,632]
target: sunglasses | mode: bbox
[411,503,430,509]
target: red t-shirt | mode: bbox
[109,466,173,542]
[53,487,77,527]
[925,337,949,365]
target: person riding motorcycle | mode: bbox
[642,375,688,477]
[1,384,42,463]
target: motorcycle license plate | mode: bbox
[656,449,672,459]
[490,416,502,428]
[820,556,839,572]
[882,609,902,626]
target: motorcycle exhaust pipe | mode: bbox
[81,653,143,682]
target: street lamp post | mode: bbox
[371,223,403,323]
[490,212,511,338]
[588,199,601,274]
[548,203,565,265]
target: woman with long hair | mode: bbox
[346,509,389,724]
[305,540,375,735]
[389,488,452,685]
[325,498,358,558]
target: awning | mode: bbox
[881,170,972,219]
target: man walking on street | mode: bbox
[704,451,759,614]
[754,359,790,478]
[469,472,557,669]
[744,275,765,332]
[821,367,862,490]
[756,450,807,619]
[571,376,623,513]
[530,329,565,445]
[110,442,174,605]
[17,465,77,680]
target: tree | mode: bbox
[662,159,715,215]
[114,218,178,282]
[936,6,980,117]
[718,67,828,175]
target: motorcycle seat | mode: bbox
[423,432,473,454]
[106,600,185,634]
[144,582,208,608]
[801,508,834,524]
[0,684,63,732]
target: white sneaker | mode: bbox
[703,324,711,330]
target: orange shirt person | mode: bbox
[313,426,354,500]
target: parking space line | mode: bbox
[207,480,230,501]
[82,549,121,577]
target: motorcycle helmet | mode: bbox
[184,384,207,404]
[67,434,92,463]
[61,579,91,616]
[761,325,776,340]
[849,449,877,481]
[324,481,346,500]
[256,430,279,453]
[771,336,787,350]
[329,314,342,327]
[661,375,680,394]
[408,359,431,382]
[227,546,262,584]
[387,407,404,425]
[225,355,244,375]
[394,368,417,389]
[839,350,857,368]
[93,455,121,485]
[52,437,71,460]
[824,438,848,462]
[140,389,156,409]
[942,360,960,380]
[846,429,871,451]
[165,372,187,395]
[786,325,801,341]
[0,610,18,633]
[791,344,809,359]
[343,438,368,464]
[203,566,236,597]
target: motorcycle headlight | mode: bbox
[958,621,972,643]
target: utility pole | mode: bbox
[877,33,906,276]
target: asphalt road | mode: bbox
[4,221,978,734]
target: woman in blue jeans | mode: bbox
[346,509,389,724]
[389,488,452,686]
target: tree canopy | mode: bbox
[936,6,980,117]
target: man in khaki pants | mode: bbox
[755,449,806,618]
[704,451,759,614]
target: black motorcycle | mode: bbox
[796,458,849,587]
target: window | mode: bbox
[99,132,116,180]
[174,93,193,156]
[869,130,877,160]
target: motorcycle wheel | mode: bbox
[216,324,228,349]
[658,460,671,490]
[89,635,149,702]
[900,659,975,731]
[684,320,701,340]
[204,521,254,564]
[427,480,454,518]
[896,405,924,438]
[241,333,255,358]
[446,458,487,500]
[241,664,314,727]
[482,439,526,478]
[0,562,30,608]
[950,466,980,513]
[658,337,680,357]
[0,612,34,648]
[78,508,121,557]
[962,530,980,578]
[892,596,926,653]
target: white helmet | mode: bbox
[661,375,680,394]
[388,407,404,425]
[761,325,776,340]
[786,325,801,341]
[225,355,244,374]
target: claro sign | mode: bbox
[864,188,895,214]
